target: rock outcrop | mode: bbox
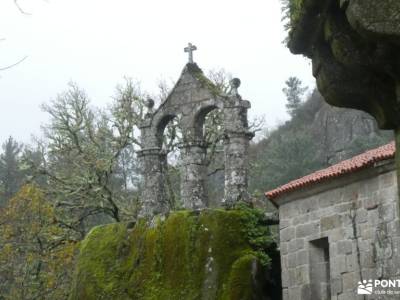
[284,0,400,190]
[286,0,400,129]
[310,91,390,164]
[69,208,281,300]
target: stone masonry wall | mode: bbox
[278,161,400,300]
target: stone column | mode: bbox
[180,141,207,210]
[137,107,169,218]
[223,78,254,207]
[137,148,168,217]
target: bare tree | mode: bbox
[14,0,32,15]
[25,80,145,236]
[0,1,32,73]
[0,39,27,72]
[26,70,264,231]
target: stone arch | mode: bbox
[153,113,178,148]
[192,101,224,141]
[192,103,226,206]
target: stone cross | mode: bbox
[184,43,197,64]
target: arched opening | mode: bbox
[156,114,177,148]
[155,113,182,209]
[194,106,225,207]
[194,105,218,140]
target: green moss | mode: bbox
[235,203,273,267]
[289,0,306,27]
[223,254,256,300]
[323,16,334,42]
[69,208,279,300]
[69,223,131,299]
[282,0,307,35]
[186,63,221,97]
[285,0,328,54]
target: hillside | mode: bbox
[249,89,393,198]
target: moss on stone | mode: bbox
[288,0,306,28]
[186,63,221,97]
[222,254,256,300]
[69,208,280,300]
[285,0,331,54]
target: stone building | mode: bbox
[266,142,400,300]
[138,44,254,217]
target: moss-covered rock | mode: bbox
[284,0,400,199]
[283,0,400,128]
[186,63,221,97]
[69,208,281,300]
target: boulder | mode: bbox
[69,208,281,300]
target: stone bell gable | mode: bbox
[138,57,254,217]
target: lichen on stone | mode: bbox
[69,207,281,300]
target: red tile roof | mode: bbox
[265,141,395,202]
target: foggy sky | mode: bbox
[0,0,315,145]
